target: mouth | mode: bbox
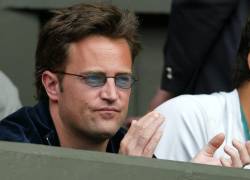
[94,108,121,120]
[95,108,120,112]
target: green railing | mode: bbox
[0,141,249,180]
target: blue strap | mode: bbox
[240,105,250,140]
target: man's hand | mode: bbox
[192,133,225,166]
[119,111,164,157]
[124,116,140,128]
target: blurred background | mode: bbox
[0,0,172,117]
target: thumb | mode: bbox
[245,141,250,155]
[203,133,225,156]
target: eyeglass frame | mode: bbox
[50,70,138,89]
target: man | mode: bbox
[149,0,250,110]
[154,16,250,168]
[0,70,22,119]
[0,3,164,156]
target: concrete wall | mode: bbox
[0,141,249,180]
[0,9,39,105]
[0,0,171,13]
[0,0,170,116]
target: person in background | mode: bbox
[154,16,250,169]
[149,0,250,110]
[0,70,21,119]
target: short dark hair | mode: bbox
[234,17,250,88]
[35,3,141,100]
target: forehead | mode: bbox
[66,35,132,74]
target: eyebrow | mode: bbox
[79,71,103,75]
[79,71,132,76]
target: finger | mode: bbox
[143,129,163,157]
[220,157,232,167]
[119,120,139,155]
[137,111,162,128]
[127,112,160,138]
[224,145,242,167]
[142,113,165,136]
[125,119,138,137]
[120,114,164,156]
[245,141,250,155]
[203,133,225,157]
[232,139,250,165]
[133,114,164,153]
[124,116,140,128]
[192,133,224,163]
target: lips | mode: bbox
[95,107,120,112]
[94,107,121,120]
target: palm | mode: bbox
[192,133,225,166]
[192,151,222,166]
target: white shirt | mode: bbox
[0,71,22,120]
[154,90,245,161]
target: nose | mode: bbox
[100,78,118,103]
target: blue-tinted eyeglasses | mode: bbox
[52,71,137,89]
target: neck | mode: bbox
[49,101,109,152]
[238,81,250,128]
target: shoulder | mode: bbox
[0,71,19,96]
[0,71,21,118]
[0,102,51,143]
[156,91,233,121]
[0,107,35,141]
[155,93,217,138]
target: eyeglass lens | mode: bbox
[84,73,134,89]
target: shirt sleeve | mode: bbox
[0,71,22,119]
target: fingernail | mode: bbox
[154,112,160,117]
[224,145,230,151]
[131,120,137,125]
[233,138,241,143]
[232,139,242,147]
[246,141,250,146]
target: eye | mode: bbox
[116,74,132,88]
[117,74,131,82]
[84,73,106,87]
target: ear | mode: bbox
[42,70,61,101]
[247,52,250,69]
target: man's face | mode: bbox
[57,35,132,141]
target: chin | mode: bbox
[91,131,114,142]
[99,126,120,138]
[99,132,114,140]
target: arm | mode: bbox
[148,89,174,111]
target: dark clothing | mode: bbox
[161,0,250,95]
[0,100,126,153]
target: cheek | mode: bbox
[64,80,98,100]
[59,90,92,123]
[120,90,131,108]
[59,84,93,115]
